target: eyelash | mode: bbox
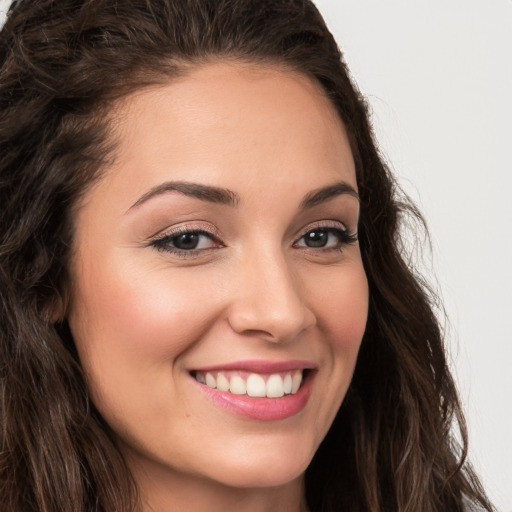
[149,222,358,257]
[294,222,358,252]
[149,226,222,257]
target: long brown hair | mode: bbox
[0,1,494,511]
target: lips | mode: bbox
[190,361,316,421]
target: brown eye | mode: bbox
[151,230,220,253]
[295,226,358,251]
[172,232,201,250]
[303,229,330,248]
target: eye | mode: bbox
[302,229,335,248]
[150,228,221,254]
[169,232,213,250]
[294,225,357,250]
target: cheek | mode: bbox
[301,260,368,441]
[68,257,231,425]
[307,261,368,351]
[71,257,220,364]
[68,256,227,431]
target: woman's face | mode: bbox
[68,62,368,500]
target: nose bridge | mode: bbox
[228,245,315,341]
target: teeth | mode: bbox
[246,373,266,397]
[266,374,284,398]
[229,375,246,395]
[194,369,304,397]
[205,372,216,388]
[283,374,292,394]
[291,371,302,394]
[217,372,230,392]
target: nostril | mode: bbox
[240,328,274,338]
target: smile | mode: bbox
[193,370,304,398]
[190,363,316,421]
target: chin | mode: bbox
[203,446,313,489]
[214,467,306,489]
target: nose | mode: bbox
[227,249,316,343]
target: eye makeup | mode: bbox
[293,220,357,252]
[148,224,223,257]
[147,218,357,260]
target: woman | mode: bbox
[0,1,495,511]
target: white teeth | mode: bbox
[195,369,306,397]
[283,374,292,394]
[217,372,230,392]
[266,374,284,398]
[229,375,246,395]
[246,373,266,397]
[291,371,302,394]
[205,372,216,388]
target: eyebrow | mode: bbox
[127,181,240,211]
[299,181,359,209]
[127,179,358,213]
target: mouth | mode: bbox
[191,369,309,398]
[189,362,315,421]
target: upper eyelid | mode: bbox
[148,222,221,243]
[148,228,222,256]
[295,219,350,239]
[148,219,353,247]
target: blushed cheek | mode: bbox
[69,264,216,419]
[320,267,369,351]
[72,259,225,368]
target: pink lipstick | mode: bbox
[190,360,316,421]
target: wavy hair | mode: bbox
[0,1,494,511]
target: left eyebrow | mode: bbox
[299,181,359,210]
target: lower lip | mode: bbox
[195,372,315,421]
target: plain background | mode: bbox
[1,0,510,510]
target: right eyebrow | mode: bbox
[126,180,240,213]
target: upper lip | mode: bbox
[191,359,317,374]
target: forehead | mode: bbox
[83,61,356,212]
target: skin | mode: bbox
[68,62,369,512]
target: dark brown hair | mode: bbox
[0,1,494,511]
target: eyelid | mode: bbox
[146,219,356,256]
[295,219,350,241]
[147,222,222,245]
[145,223,225,258]
[292,219,358,253]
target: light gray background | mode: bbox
[1,0,510,510]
